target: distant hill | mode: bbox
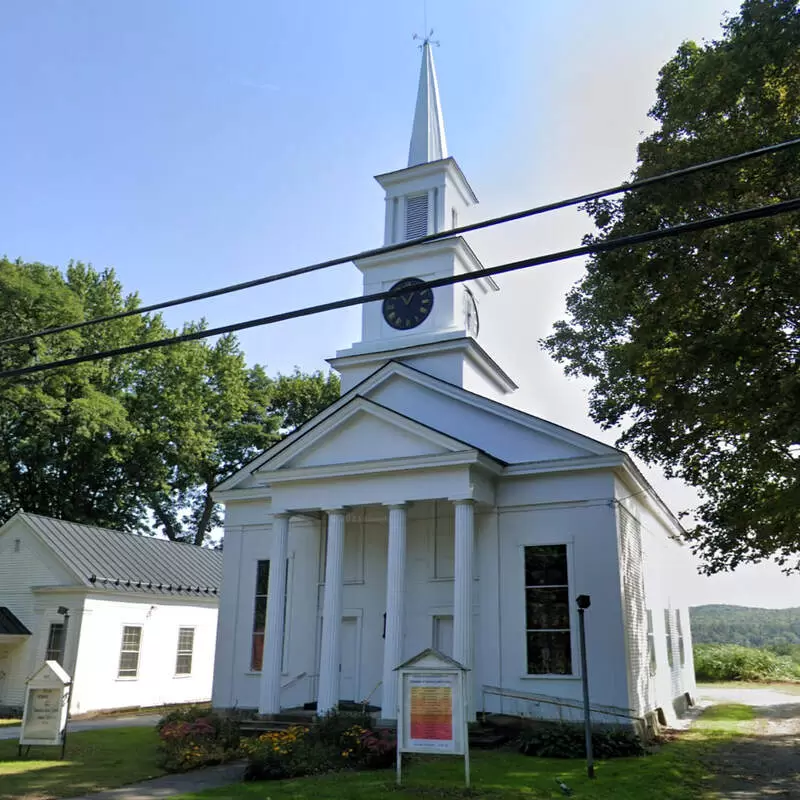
[690,605,800,648]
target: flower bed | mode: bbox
[156,708,242,771]
[243,711,396,781]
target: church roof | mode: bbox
[4,512,222,597]
[0,606,31,636]
[408,40,448,166]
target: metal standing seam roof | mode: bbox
[0,606,31,635]
[17,513,222,598]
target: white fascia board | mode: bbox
[353,236,498,293]
[31,585,89,595]
[614,457,686,541]
[19,515,92,588]
[212,486,273,503]
[375,157,478,205]
[503,453,626,476]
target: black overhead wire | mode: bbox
[1,135,799,349]
[1,194,798,381]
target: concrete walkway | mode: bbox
[0,713,161,740]
[61,762,246,800]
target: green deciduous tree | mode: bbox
[0,257,340,545]
[542,0,800,573]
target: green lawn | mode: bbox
[0,719,21,728]
[173,705,755,800]
[0,727,164,800]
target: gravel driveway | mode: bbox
[697,685,800,799]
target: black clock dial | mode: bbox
[382,277,434,330]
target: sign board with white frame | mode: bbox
[19,661,71,757]
[395,648,469,787]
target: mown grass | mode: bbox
[698,681,800,695]
[173,704,755,800]
[0,726,164,800]
[0,719,21,728]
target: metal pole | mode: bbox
[578,606,595,779]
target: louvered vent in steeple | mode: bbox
[405,193,429,240]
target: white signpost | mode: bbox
[395,648,470,787]
[19,661,72,758]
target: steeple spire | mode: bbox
[408,37,448,167]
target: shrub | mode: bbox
[694,644,800,683]
[518,722,645,759]
[156,707,242,772]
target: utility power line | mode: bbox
[2,136,798,349]
[1,195,797,381]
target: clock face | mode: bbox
[382,277,434,330]
[464,287,479,337]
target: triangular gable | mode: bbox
[253,397,488,475]
[217,360,619,492]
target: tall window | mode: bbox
[118,625,142,678]
[46,623,66,666]
[676,611,686,667]
[524,545,572,675]
[646,610,657,675]
[175,627,195,675]
[664,609,674,668]
[251,560,270,671]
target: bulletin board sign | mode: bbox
[395,649,469,787]
[19,661,71,754]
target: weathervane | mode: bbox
[413,30,439,48]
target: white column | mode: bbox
[453,499,475,719]
[317,509,346,714]
[259,512,290,715]
[381,504,407,720]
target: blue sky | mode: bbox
[2,1,796,606]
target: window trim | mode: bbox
[676,610,686,667]
[520,541,577,678]
[174,626,195,677]
[117,624,143,680]
[45,622,66,666]
[646,609,657,676]
[664,609,674,668]
[250,560,270,672]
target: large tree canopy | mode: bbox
[0,257,340,545]
[543,0,800,573]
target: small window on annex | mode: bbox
[524,544,572,675]
[251,560,270,671]
[175,627,195,675]
[118,625,142,678]
[46,623,66,666]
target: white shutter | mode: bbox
[405,193,429,240]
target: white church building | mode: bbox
[211,41,696,729]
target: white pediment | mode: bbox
[217,361,619,493]
[255,398,479,475]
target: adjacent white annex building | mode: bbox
[0,512,222,716]
[211,41,696,729]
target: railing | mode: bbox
[280,672,308,691]
[481,684,642,726]
[360,681,382,714]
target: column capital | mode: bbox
[385,502,408,511]
[450,497,476,506]
[322,507,347,516]
[271,511,291,521]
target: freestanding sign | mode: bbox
[395,649,469,787]
[19,661,72,758]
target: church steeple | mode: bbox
[328,38,517,401]
[408,39,448,167]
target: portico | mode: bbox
[253,445,499,720]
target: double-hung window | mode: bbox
[676,611,686,667]
[175,627,195,675]
[118,625,142,678]
[46,623,66,666]
[524,545,572,675]
[646,610,657,675]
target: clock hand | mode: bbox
[401,294,414,305]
